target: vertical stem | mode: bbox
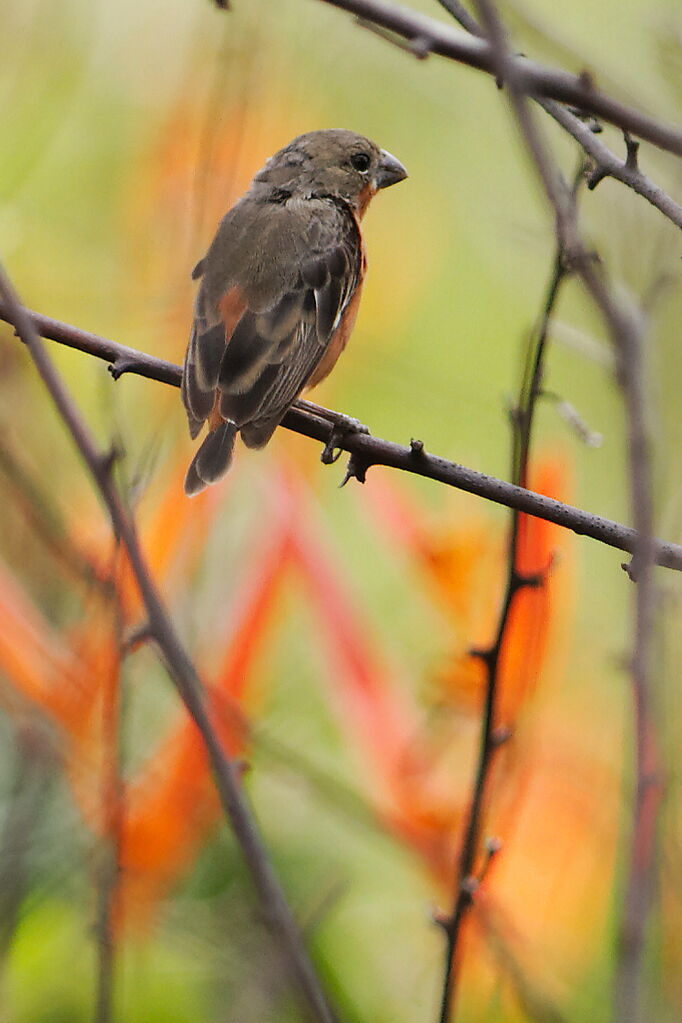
[611,320,662,1023]
[438,223,572,1022]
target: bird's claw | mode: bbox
[320,415,369,465]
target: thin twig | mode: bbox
[431,0,682,230]
[437,179,576,1022]
[312,0,682,158]
[0,265,337,1023]
[2,303,681,571]
[466,3,662,1021]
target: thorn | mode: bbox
[409,34,432,59]
[97,441,124,476]
[624,131,640,173]
[485,836,503,856]
[511,568,545,593]
[622,555,641,582]
[109,357,143,381]
[469,646,494,665]
[478,837,503,882]
[340,453,369,487]
[460,875,479,899]
[578,69,595,92]
[568,107,603,133]
[490,725,513,747]
[547,394,603,447]
[123,623,153,653]
[507,404,524,429]
[586,164,609,191]
[431,906,452,932]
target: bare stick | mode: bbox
[467,3,662,1021]
[312,0,682,158]
[2,303,682,572]
[437,182,576,1021]
[0,266,337,1023]
[432,0,682,230]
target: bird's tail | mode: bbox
[184,420,237,497]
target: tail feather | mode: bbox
[184,420,237,496]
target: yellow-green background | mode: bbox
[2,0,682,1020]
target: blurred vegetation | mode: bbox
[2,0,682,1020]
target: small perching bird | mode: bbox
[181,129,407,496]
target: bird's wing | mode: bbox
[181,197,362,440]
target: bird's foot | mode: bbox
[320,414,369,465]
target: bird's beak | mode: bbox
[375,149,408,189]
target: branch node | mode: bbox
[484,835,503,857]
[511,567,545,592]
[586,163,609,191]
[122,622,153,654]
[624,131,640,173]
[469,645,494,666]
[478,836,503,881]
[409,437,425,455]
[97,441,125,477]
[622,552,648,582]
[460,875,479,900]
[567,107,603,134]
[431,906,452,932]
[109,357,145,381]
[508,403,524,429]
[490,725,513,748]
[409,34,432,60]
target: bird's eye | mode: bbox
[350,152,371,172]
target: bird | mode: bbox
[181,128,407,496]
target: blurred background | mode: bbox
[2,0,682,1020]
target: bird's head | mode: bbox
[250,129,407,215]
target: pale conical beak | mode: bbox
[375,149,408,189]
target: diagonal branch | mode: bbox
[436,174,578,1023]
[431,0,682,230]
[310,0,682,159]
[2,302,682,571]
[0,267,337,1023]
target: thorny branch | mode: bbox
[308,0,682,159]
[0,266,338,1023]
[1,302,682,572]
[436,167,580,1023]
[468,2,662,1022]
[306,0,682,232]
[430,0,682,230]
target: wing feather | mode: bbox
[182,197,362,447]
